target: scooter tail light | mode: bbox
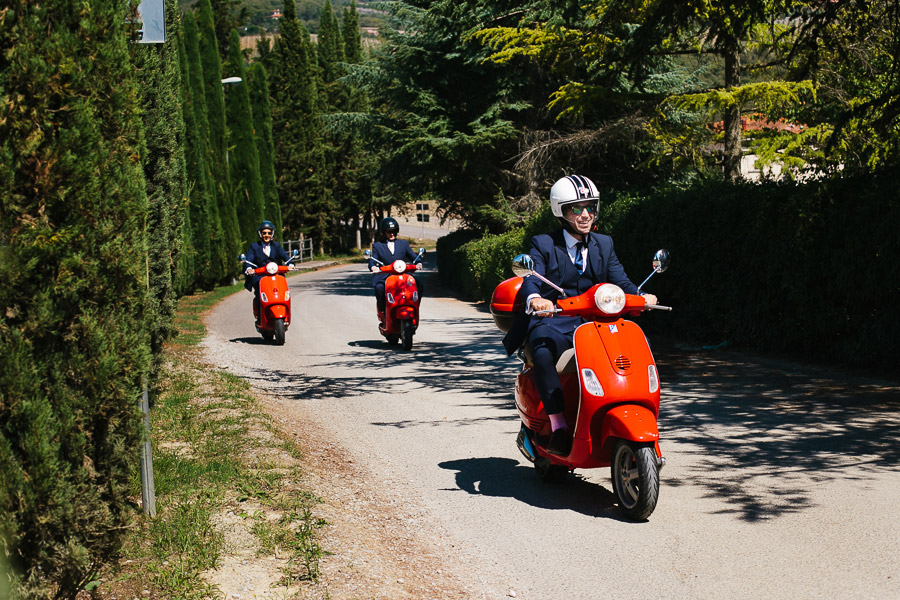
[266,262,278,275]
[393,260,406,273]
[581,368,605,397]
[593,283,626,315]
[648,364,659,393]
[260,292,268,303]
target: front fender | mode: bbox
[601,405,659,443]
[267,304,287,320]
[395,306,416,319]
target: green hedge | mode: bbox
[438,174,900,370]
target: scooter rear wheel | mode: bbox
[273,318,286,345]
[400,319,414,351]
[611,440,659,521]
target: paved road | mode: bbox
[203,261,900,600]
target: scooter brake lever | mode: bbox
[644,304,673,311]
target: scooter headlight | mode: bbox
[266,262,278,275]
[392,260,406,273]
[594,283,626,315]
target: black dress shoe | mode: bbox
[547,428,572,456]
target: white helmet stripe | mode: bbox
[566,175,593,199]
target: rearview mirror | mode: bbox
[239,253,247,261]
[511,254,535,278]
[652,249,670,273]
[364,249,372,258]
[418,247,426,255]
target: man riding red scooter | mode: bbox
[241,220,297,345]
[366,217,425,350]
[492,175,671,519]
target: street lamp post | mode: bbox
[221,77,242,164]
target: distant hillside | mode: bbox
[177,0,382,35]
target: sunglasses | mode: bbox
[567,204,598,216]
[261,230,274,236]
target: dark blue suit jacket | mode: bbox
[368,239,418,286]
[502,229,638,355]
[244,240,290,291]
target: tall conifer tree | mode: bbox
[135,0,191,364]
[248,63,284,237]
[270,0,326,245]
[224,29,265,247]
[182,12,221,289]
[197,0,240,277]
[0,0,151,595]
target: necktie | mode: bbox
[574,242,584,275]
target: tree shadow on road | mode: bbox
[243,315,521,417]
[655,338,900,521]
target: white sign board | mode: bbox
[137,0,165,43]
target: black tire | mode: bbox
[400,319,414,351]
[273,318,286,345]
[611,441,659,520]
[535,456,569,483]
[261,330,274,342]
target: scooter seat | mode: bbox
[556,348,576,374]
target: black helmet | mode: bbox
[379,217,399,236]
[257,220,276,239]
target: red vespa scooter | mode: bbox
[240,249,298,345]
[491,250,671,520]
[364,247,425,350]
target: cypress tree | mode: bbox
[172,23,198,295]
[224,29,265,247]
[248,63,284,237]
[317,0,345,88]
[135,0,191,365]
[197,0,240,279]
[270,0,326,245]
[182,12,221,290]
[342,0,363,66]
[0,0,151,595]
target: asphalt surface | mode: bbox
[202,260,900,600]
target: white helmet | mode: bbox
[549,175,599,217]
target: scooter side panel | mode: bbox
[515,367,549,435]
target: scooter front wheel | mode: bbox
[400,319,414,351]
[273,318,286,345]
[611,440,659,521]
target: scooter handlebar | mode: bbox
[379,263,418,273]
[644,304,672,311]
